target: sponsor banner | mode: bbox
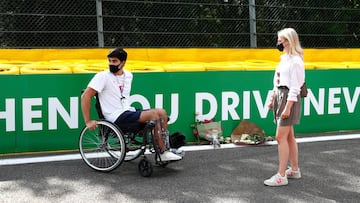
[1,69,359,154]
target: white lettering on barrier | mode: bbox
[196,90,273,121]
[198,87,360,120]
[328,87,341,114]
[130,93,179,124]
[154,94,179,124]
[303,87,360,116]
[169,94,179,124]
[48,97,78,130]
[1,87,360,132]
[342,87,360,113]
[1,97,79,132]
[221,91,240,120]
[304,88,325,115]
[195,92,218,121]
[23,98,43,131]
[0,99,15,132]
[253,90,272,118]
[130,94,151,109]
[242,91,250,119]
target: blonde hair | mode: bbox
[278,28,304,59]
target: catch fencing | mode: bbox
[0,0,359,48]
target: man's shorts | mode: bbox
[114,109,145,132]
[115,110,142,123]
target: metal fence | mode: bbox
[0,0,359,48]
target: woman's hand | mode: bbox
[281,107,291,119]
[281,101,294,119]
[268,92,275,110]
[268,102,273,110]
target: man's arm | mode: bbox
[81,87,97,129]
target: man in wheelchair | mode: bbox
[81,48,182,162]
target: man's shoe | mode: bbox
[264,173,288,186]
[159,151,182,161]
[286,167,301,179]
[170,148,185,157]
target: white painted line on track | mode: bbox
[263,133,360,145]
[1,133,360,166]
[0,153,82,166]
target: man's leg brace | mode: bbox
[152,119,166,153]
[159,118,170,149]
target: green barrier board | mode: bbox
[0,69,359,154]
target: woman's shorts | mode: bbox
[273,87,302,126]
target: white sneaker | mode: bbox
[170,148,185,157]
[159,151,182,161]
[286,167,301,179]
[264,173,288,186]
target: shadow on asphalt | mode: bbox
[0,138,359,202]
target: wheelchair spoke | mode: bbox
[79,120,126,172]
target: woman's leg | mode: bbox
[276,125,292,176]
[288,126,299,170]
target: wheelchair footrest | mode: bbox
[126,145,142,151]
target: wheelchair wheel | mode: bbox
[138,157,153,177]
[124,129,151,162]
[79,120,126,172]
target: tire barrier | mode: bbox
[1,60,360,74]
[1,60,34,66]
[72,63,108,73]
[0,64,19,74]
[128,65,165,72]
[20,63,72,74]
[125,61,165,72]
[204,61,245,71]
[242,60,278,71]
[164,62,206,72]
[344,62,360,68]
[305,62,347,70]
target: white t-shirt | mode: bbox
[273,54,305,102]
[88,69,135,122]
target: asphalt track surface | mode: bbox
[0,134,360,203]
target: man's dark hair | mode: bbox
[107,48,127,61]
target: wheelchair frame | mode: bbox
[78,92,170,177]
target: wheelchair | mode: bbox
[78,93,182,177]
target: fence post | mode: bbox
[96,0,104,47]
[249,0,257,48]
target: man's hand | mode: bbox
[86,120,98,130]
[81,87,97,130]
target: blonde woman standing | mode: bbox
[264,28,305,186]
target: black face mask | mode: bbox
[276,43,284,52]
[109,64,120,73]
